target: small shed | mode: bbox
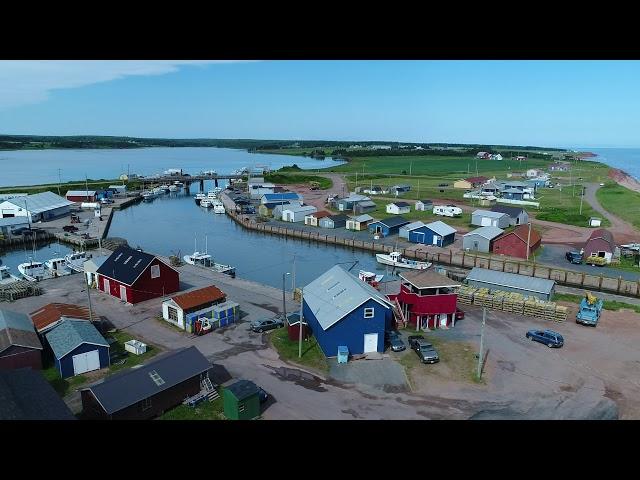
[465,267,555,300]
[224,380,261,420]
[0,308,43,371]
[462,226,504,253]
[65,190,97,203]
[471,210,510,228]
[45,319,110,379]
[319,214,348,229]
[399,221,426,240]
[588,217,602,227]
[584,229,615,263]
[346,214,374,231]
[386,202,411,215]
[409,221,457,247]
[282,204,317,222]
[367,216,410,237]
[490,205,529,226]
[162,285,227,332]
[415,200,432,211]
[354,200,377,214]
[304,211,332,227]
[286,312,309,341]
[392,184,411,194]
[258,202,280,217]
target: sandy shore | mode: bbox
[609,168,640,193]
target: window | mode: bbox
[148,370,165,386]
[150,265,160,278]
[238,404,246,413]
[123,256,133,264]
[141,398,152,411]
[364,307,374,318]
[167,306,178,322]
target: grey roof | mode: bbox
[0,308,36,333]
[373,216,410,229]
[500,181,528,188]
[472,209,507,219]
[303,265,393,331]
[464,226,504,240]
[326,214,349,222]
[350,214,374,223]
[425,220,457,236]
[417,199,432,204]
[490,205,526,217]
[45,319,109,359]
[390,202,410,208]
[83,346,210,415]
[357,200,377,208]
[0,217,29,227]
[0,369,76,420]
[226,379,260,401]
[65,190,97,197]
[262,193,301,202]
[282,204,317,214]
[83,255,110,273]
[340,194,370,202]
[466,267,555,295]
[6,191,74,214]
[403,221,426,232]
[0,309,42,353]
[97,245,169,286]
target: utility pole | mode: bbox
[526,222,532,261]
[298,287,304,358]
[57,168,62,196]
[282,272,290,319]
[579,186,584,215]
[292,255,296,299]
[355,171,358,188]
[409,162,412,176]
[86,276,94,323]
[477,307,486,380]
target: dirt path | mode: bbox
[289,173,347,211]
[583,182,638,243]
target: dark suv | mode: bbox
[565,251,583,264]
[249,317,284,333]
[385,330,406,352]
[408,335,440,363]
[526,329,564,348]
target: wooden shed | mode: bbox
[224,380,261,420]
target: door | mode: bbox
[103,278,110,294]
[415,232,425,244]
[120,285,128,302]
[363,333,378,353]
[72,350,100,375]
[432,234,439,245]
[439,314,448,328]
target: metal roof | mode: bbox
[399,270,461,289]
[83,346,210,415]
[417,199,432,204]
[403,221,426,232]
[0,217,29,227]
[350,214,373,223]
[83,255,110,273]
[226,379,260,401]
[5,191,74,215]
[0,309,35,333]
[96,245,170,286]
[303,265,393,331]
[282,204,317,213]
[464,226,504,240]
[0,309,42,353]
[424,220,457,236]
[357,200,377,208]
[45,319,109,360]
[490,205,525,217]
[372,216,410,229]
[340,194,370,202]
[466,267,555,295]
[472,209,507,219]
[262,193,301,202]
[65,190,97,197]
[390,202,410,208]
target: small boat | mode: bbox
[168,185,178,192]
[183,237,236,277]
[152,187,166,195]
[359,270,384,289]
[207,190,218,200]
[173,180,183,187]
[201,170,217,176]
[200,199,212,208]
[142,191,156,201]
[375,251,432,270]
[0,265,21,286]
[212,200,225,214]
[194,192,206,204]
[45,257,73,277]
[65,251,91,272]
[18,260,50,282]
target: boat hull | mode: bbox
[375,254,431,270]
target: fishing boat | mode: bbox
[173,180,183,187]
[0,265,21,286]
[168,184,178,192]
[206,190,218,200]
[212,200,225,214]
[358,270,384,289]
[200,199,212,208]
[18,260,50,282]
[183,237,236,277]
[154,186,168,195]
[44,257,73,277]
[375,251,432,270]
[65,251,91,272]
[142,190,156,201]
[194,192,206,204]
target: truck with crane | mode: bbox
[576,291,603,327]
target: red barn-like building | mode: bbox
[96,246,179,304]
[388,270,461,330]
[492,224,542,259]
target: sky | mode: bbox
[0,60,639,148]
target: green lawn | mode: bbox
[41,365,88,397]
[270,326,329,373]
[107,330,161,372]
[0,179,143,195]
[596,183,640,229]
[159,394,226,420]
[264,172,333,189]
[553,292,640,314]
[534,186,610,228]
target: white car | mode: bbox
[599,183,605,186]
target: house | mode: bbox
[415,199,432,211]
[471,210,510,228]
[490,154,503,160]
[526,178,549,189]
[526,168,542,178]
[336,194,372,212]
[45,319,109,379]
[29,302,93,335]
[96,245,180,304]
[499,187,526,201]
[466,267,555,300]
[456,176,488,189]
[319,214,348,229]
[588,217,602,227]
[476,151,491,159]
[303,265,394,357]
[481,183,501,195]
[408,221,457,247]
[304,211,332,227]
[388,270,461,330]
[108,185,127,196]
[346,214,374,231]
[162,285,227,332]
[260,192,301,205]
[490,205,529,226]
[272,201,302,219]
[80,346,211,420]
[392,184,411,195]
[258,202,280,217]
[0,308,43,370]
[583,229,615,263]
[224,379,261,420]
[282,204,317,222]
[65,190,97,202]
[0,216,29,236]
[492,224,542,259]
[353,200,377,214]
[249,182,276,199]
[386,202,411,215]
[399,221,426,240]
[462,226,504,253]
[367,216,410,237]
[83,255,110,287]
[515,155,527,162]
[0,368,75,420]
[0,191,74,222]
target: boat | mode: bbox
[142,191,157,201]
[201,169,217,176]
[173,180,183,186]
[200,199,212,208]
[168,185,178,192]
[194,192,206,204]
[206,190,218,200]
[183,237,236,277]
[0,265,21,286]
[212,200,225,214]
[18,260,50,282]
[65,251,91,272]
[359,270,384,289]
[375,251,432,270]
[44,257,73,277]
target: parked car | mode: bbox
[408,335,440,364]
[100,198,114,204]
[385,330,406,352]
[257,386,268,404]
[249,317,284,333]
[526,329,564,348]
[455,308,465,320]
[565,251,583,264]
[63,225,79,233]
[599,183,605,186]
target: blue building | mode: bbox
[526,178,548,189]
[45,319,110,378]
[408,220,457,247]
[367,216,410,237]
[303,265,394,357]
[260,192,302,205]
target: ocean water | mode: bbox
[581,148,640,181]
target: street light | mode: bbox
[282,272,290,320]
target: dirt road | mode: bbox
[583,183,638,243]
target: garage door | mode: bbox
[363,333,378,353]
[72,350,100,375]
[481,217,491,226]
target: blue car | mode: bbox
[526,329,564,348]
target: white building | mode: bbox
[282,204,317,222]
[526,168,542,178]
[386,202,411,215]
[250,182,277,199]
[0,191,74,222]
[415,200,433,211]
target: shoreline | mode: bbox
[608,168,640,193]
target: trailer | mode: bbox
[433,205,462,218]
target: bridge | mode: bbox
[139,173,248,190]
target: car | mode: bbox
[599,183,605,186]
[526,329,564,348]
[63,225,79,233]
[257,386,268,404]
[565,251,583,264]
[455,308,465,320]
[385,330,406,352]
[249,317,284,333]
[438,183,449,187]
[408,335,440,364]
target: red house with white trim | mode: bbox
[96,246,179,304]
[388,270,461,330]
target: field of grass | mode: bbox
[42,365,88,397]
[534,186,610,228]
[363,199,473,230]
[107,330,160,372]
[553,292,640,314]
[551,161,611,184]
[270,327,328,373]
[596,183,640,229]
[264,172,333,189]
[159,393,225,420]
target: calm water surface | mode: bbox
[581,147,640,181]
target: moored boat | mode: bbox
[194,192,206,204]
[212,200,225,214]
[65,251,91,272]
[183,237,236,277]
[375,251,431,270]
[200,199,212,208]
[18,260,50,282]
[44,257,73,277]
[0,265,21,286]
[169,184,178,192]
[359,270,384,289]
[142,190,157,201]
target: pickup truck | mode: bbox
[565,251,583,264]
[576,295,603,326]
[408,335,440,364]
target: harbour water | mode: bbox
[0,147,344,187]
[1,240,75,279]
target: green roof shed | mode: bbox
[223,380,260,420]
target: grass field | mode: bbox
[596,183,640,229]
[264,172,333,189]
[0,179,141,195]
[159,393,225,420]
[270,327,328,373]
[533,186,610,228]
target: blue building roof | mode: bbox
[262,193,301,202]
[45,319,109,360]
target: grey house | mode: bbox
[319,214,348,229]
[354,200,377,214]
[471,210,510,229]
[490,205,529,226]
[462,226,504,253]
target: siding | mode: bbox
[493,233,540,259]
[408,226,455,247]
[98,259,179,304]
[58,342,109,379]
[0,346,42,370]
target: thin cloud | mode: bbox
[0,60,252,109]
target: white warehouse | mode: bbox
[0,191,74,222]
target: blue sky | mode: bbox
[0,60,639,148]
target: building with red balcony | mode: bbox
[388,270,461,330]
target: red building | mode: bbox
[492,224,542,259]
[65,190,98,202]
[583,229,615,262]
[388,270,461,330]
[96,246,179,304]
